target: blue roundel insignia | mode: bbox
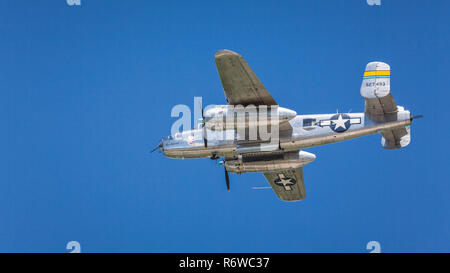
[330,114,351,133]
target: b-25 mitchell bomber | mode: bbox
[154,50,421,202]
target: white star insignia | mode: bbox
[276,174,295,191]
[332,115,349,130]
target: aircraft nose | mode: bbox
[150,139,164,154]
[158,140,163,151]
[157,138,165,154]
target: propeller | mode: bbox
[149,141,162,154]
[198,101,208,149]
[219,159,230,192]
[224,167,230,192]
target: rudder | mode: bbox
[360,62,412,149]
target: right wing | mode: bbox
[263,167,306,202]
[214,50,277,106]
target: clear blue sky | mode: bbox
[0,0,448,252]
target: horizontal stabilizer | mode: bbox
[381,126,411,149]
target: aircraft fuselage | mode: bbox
[160,110,411,160]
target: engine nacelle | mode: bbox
[202,105,296,131]
[224,151,316,174]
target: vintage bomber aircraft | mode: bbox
[154,50,421,202]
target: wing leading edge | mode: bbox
[215,50,277,106]
[263,168,306,202]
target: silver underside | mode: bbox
[161,116,411,159]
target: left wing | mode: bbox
[263,168,306,202]
[215,50,277,106]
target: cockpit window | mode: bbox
[303,118,316,127]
